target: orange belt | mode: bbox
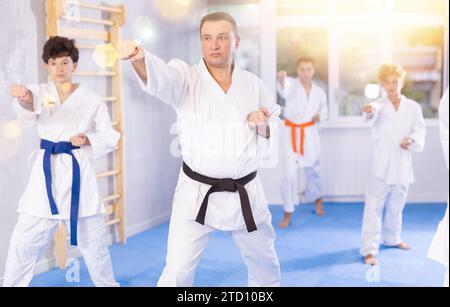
[284,119,315,156]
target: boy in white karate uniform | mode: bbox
[360,64,426,265]
[277,57,328,228]
[120,12,281,287]
[428,88,449,287]
[3,36,120,287]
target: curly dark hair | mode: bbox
[42,36,79,64]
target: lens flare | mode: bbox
[42,94,57,108]
[154,0,195,22]
[92,44,119,68]
[61,82,72,93]
[134,16,157,43]
[1,120,22,140]
[365,84,381,100]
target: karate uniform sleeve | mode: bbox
[133,49,189,109]
[84,101,121,159]
[277,77,295,100]
[439,90,449,169]
[12,84,43,123]
[408,104,426,152]
[364,101,382,122]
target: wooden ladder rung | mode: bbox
[62,15,115,26]
[106,218,121,226]
[74,71,116,77]
[77,44,97,50]
[106,204,115,215]
[104,96,118,102]
[112,121,119,127]
[64,0,124,14]
[59,27,109,41]
[102,194,121,203]
[76,43,120,50]
[97,169,120,179]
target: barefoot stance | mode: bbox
[396,242,411,250]
[364,254,379,266]
[315,198,325,216]
[278,212,292,229]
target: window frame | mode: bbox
[260,0,449,125]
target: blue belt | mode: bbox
[41,139,81,246]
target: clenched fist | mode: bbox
[118,40,145,62]
[312,114,321,123]
[362,104,374,114]
[10,85,33,105]
[248,108,269,128]
[248,108,270,138]
[70,134,90,147]
[400,137,414,150]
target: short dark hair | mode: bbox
[42,36,79,64]
[200,12,238,37]
[297,56,315,66]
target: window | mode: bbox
[277,0,328,17]
[277,27,328,106]
[393,26,445,118]
[273,0,448,120]
[336,0,386,15]
[337,30,384,117]
[393,0,446,16]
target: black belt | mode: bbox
[182,162,258,232]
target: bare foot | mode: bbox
[315,198,325,216]
[278,212,293,229]
[364,254,379,266]
[396,242,411,250]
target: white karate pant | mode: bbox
[157,205,281,287]
[281,158,322,213]
[360,175,409,257]
[428,201,449,287]
[3,213,119,287]
[445,270,449,287]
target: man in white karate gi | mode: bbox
[276,58,328,228]
[360,64,426,266]
[428,88,449,287]
[120,12,281,287]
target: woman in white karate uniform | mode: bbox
[3,36,120,287]
[277,57,328,228]
[428,88,449,287]
[120,12,281,287]
[360,64,426,266]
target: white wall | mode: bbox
[0,0,47,285]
